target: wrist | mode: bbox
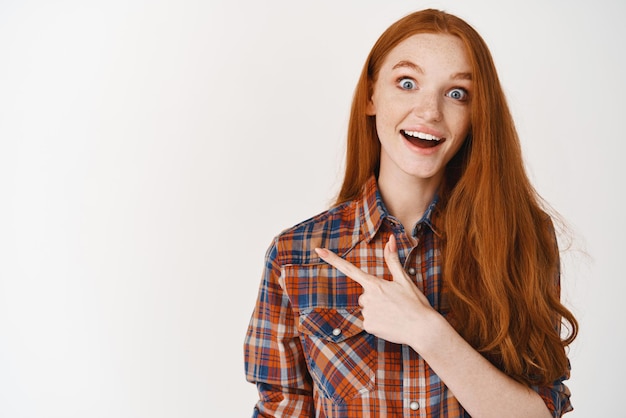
[408,310,452,355]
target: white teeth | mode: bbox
[403,130,441,141]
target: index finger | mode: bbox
[314,248,372,287]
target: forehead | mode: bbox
[382,33,471,73]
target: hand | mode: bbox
[315,234,437,347]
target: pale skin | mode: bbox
[314,33,553,418]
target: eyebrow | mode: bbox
[392,60,472,80]
[392,60,423,73]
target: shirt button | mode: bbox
[332,328,342,336]
[408,267,416,275]
[409,401,420,411]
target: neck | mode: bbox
[377,170,440,233]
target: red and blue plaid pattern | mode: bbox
[244,176,572,417]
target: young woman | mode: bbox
[244,9,578,417]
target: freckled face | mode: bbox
[367,33,472,186]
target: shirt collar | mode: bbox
[416,194,441,237]
[358,176,441,243]
[358,176,387,244]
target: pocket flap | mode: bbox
[299,308,364,342]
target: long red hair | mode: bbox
[336,9,577,386]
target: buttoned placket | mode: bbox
[385,218,430,416]
[404,241,426,416]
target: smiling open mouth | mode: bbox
[401,130,445,148]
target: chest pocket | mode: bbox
[298,307,377,404]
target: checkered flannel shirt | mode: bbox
[244,176,572,417]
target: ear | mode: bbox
[365,97,376,116]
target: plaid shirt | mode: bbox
[244,176,572,417]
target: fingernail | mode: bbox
[314,248,328,257]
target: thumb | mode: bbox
[383,234,409,281]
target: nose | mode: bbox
[413,90,442,122]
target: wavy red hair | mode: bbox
[336,9,577,386]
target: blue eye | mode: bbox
[446,88,468,101]
[398,78,416,90]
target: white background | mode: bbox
[0,0,624,416]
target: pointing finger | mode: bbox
[314,248,372,287]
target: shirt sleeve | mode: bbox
[244,238,314,417]
[532,363,573,417]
